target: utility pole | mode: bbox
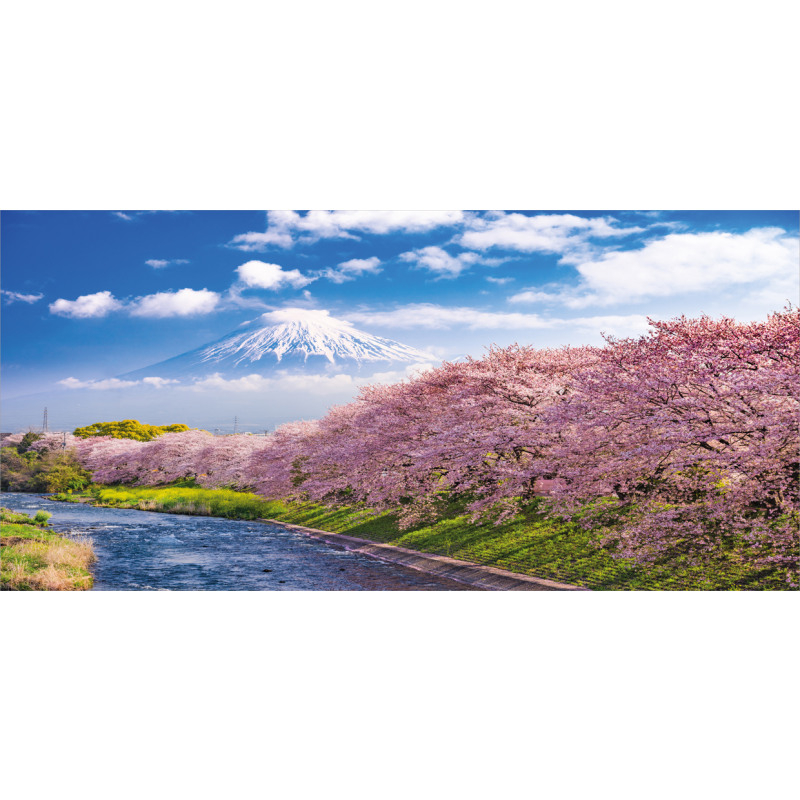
[42,407,48,433]
[62,432,67,451]
[214,428,220,436]
[234,416,239,435]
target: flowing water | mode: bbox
[1,492,476,591]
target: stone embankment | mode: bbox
[258,519,587,591]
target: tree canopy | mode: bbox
[73,419,190,442]
[69,309,799,583]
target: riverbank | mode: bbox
[260,519,584,590]
[52,484,788,590]
[1,507,95,590]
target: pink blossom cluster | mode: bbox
[69,309,799,577]
[73,430,273,489]
[1,431,82,452]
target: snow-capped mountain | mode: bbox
[121,308,431,381]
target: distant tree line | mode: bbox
[0,419,190,492]
[0,432,90,493]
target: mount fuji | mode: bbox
[121,308,432,382]
[1,309,435,431]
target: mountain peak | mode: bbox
[122,308,431,380]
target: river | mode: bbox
[1,492,477,591]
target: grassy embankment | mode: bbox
[1,507,95,591]
[53,483,789,590]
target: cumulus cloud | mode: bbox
[319,256,382,283]
[229,210,467,250]
[49,288,223,319]
[508,227,800,309]
[236,260,316,290]
[398,246,484,278]
[455,212,644,264]
[576,227,798,302]
[129,288,220,318]
[49,291,123,318]
[58,377,140,390]
[2,289,43,304]
[145,258,189,269]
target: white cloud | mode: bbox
[364,362,437,384]
[455,212,644,263]
[142,376,179,388]
[258,307,342,326]
[50,287,224,319]
[508,289,565,305]
[230,210,467,250]
[49,291,123,318]
[188,363,437,395]
[346,304,551,330]
[189,371,357,395]
[112,211,183,223]
[508,227,800,309]
[486,277,514,285]
[59,377,140,390]
[320,256,382,283]
[345,303,650,335]
[146,258,189,269]
[575,227,798,303]
[399,246,483,278]
[236,260,316,290]
[129,288,220,318]
[2,289,43,304]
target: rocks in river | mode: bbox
[262,568,272,572]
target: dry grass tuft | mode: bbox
[44,537,96,569]
[1,535,95,591]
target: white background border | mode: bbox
[2,1,798,798]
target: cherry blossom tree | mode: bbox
[70,308,798,580]
[543,308,799,578]
[194,434,274,490]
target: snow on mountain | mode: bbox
[121,308,432,381]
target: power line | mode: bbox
[42,407,48,433]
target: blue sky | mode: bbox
[2,209,798,403]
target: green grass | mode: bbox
[71,484,287,519]
[53,485,792,591]
[1,507,95,591]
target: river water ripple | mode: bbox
[1,492,476,591]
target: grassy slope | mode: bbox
[1,508,95,591]
[55,484,789,591]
